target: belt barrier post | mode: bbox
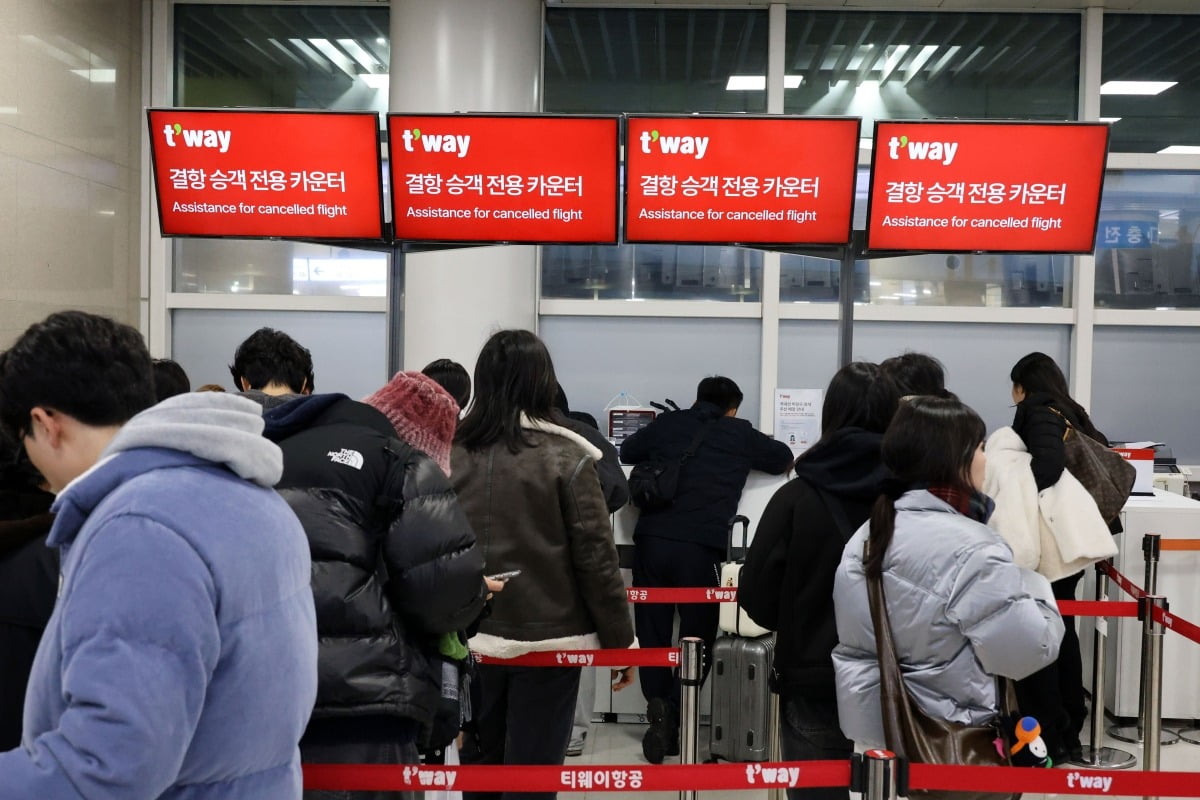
[679,637,703,800]
[767,690,783,800]
[1111,535,1178,746]
[1076,561,1136,768]
[862,749,899,800]
[1142,595,1169,793]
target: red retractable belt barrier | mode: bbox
[1057,599,1138,617]
[473,647,680,668]
[1098,560,1145,599]
[625,586,1136,618]
[304,761,850,793]
[302,761,1200,795]
[1153,604,1200,646]
[909,764,1200,797]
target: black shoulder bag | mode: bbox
[628,419,713,511]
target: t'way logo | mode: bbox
[639,129,709,160]
[400,128,471,158]
[886,134,958,165]
[744,764,802,787]
[1066,771,1114,792]
[161,122,232,153]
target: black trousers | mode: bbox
[462,663,580,800]
[779,692,853,800]
[301,716,420,800]
[632,535,724,710]
[1015,570,1087,757]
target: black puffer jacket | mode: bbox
[262,394,486,724]
[739,428,888,696]
[1012,392,1108,492]
[0,487,56,751]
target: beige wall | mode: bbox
[0,0,142,347]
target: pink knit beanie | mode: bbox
[364,371,459,476]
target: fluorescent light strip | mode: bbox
[70,68,116,83]
[359,74,389,90]
[1158,146,1200,155]
[1099,117,1121,123]
[725,75,803,91]
[337,39,379,72]
[1100,81,1176,96]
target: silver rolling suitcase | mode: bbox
[708,633,775,762]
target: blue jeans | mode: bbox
[779,693,853,800]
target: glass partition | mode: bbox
[1101,15,1200,154]
[784,11,1079,127]
[1095,170,1200,308]
[174,4,390,113]
[542,243,762,302]
[543,8,769,114]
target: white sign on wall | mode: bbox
[774,388,823,458]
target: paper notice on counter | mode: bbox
[774,389,823,458]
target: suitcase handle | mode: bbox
[727,515,750,561]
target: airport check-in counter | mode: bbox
[593,468,791,720]
[1079,490,1200,720]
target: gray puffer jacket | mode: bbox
[832,490,1064,746]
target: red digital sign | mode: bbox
[147,109,385,240]
[388,114,619,244]
[623,115,860,246]
[866,121,1110,253]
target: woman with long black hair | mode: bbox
[451,330,634,800]
[832,396,1064,749]
[1008,351,1115,763]
[740,362,896,800]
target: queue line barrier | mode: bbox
[625,586,1141,617]
[301,756,1200,796]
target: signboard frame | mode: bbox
[147,107,387,242]
[387,112,622,246]
[863,119,1111,256]
[622,113,862,248]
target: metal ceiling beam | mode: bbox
[598,10,617,79]
[806,17,844,88]
[544,23,568,78]
[567,11,592,80]
[855,18,903,84]
[709,11,726,81]
[627,12,641,82]
[879,17,936,87]
[928,14,997,85]
[788,13,815,72]
[830,17,875,84]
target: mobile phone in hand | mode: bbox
[486,570,522,582]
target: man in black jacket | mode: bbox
[233,332,487,800]
[620,376,792,763]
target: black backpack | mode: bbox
[628,418,713,511]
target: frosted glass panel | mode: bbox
[172,309,387,400]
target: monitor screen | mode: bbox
[865,120,1110,254]
[388,114,620,244]
[624,115,861,246]
[147,108,385,240]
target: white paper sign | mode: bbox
[774,388,823,458]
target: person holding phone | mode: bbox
[451,330,635,798]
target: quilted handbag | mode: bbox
[1051,409,1136,522]
[868,558,1018,800]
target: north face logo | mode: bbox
[327,449,364,470]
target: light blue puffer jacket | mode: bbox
[832,490,1064,746]
[0,394,318,799]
